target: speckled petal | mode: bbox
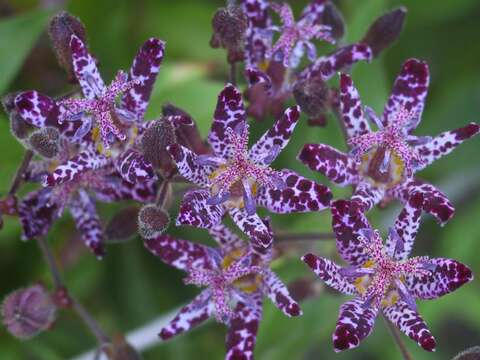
[115,148,155,184]
[263,269,302,317]
[121,38,165,121]
[382,58,429,131]
[70,35,105,99]
[208,84,246,159]
[249,106,300,164]
[298,144,359,186]
[301,253,356,295]
[177,190,225,229]
[331,199,370,266]
[383,302,436,352]
[256,169,331,213]
[93,172,157,203]
[415,123,480,171]
[159,289,214,340]
[245,67,272,89]
[69,190,105,258]
[44,150,108,187]
[351,181,384,213]
[406,258,473,300]
[333,298,378,352]
[299,43,372,81]
[167,143,211,187]
[241,0,272,67]
[340,74,370,139]
[208,224,245,253]
[228,207,273,248]
[226,293,263,360]
[300,0,328,25]
[14,91,60,128]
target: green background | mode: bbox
[0,0,479,359]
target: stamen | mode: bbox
[85,74,104,98]
[196,155,225,167]
[364,106,384,130]
[242,180,256,216]
[339,266,374,280]
[406,135,432,146]
[262,144,281,165]
[207,191,231,206]
[388,227,404,257]
[379,148,391,174]
[394,279,417,311]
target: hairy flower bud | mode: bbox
[322,3,345,40]
[210,6,248,63]
[105,206,140,243]
[362,7,407,57]
[29,127,60,158]
[2,93,31,140]
[138,204,170,239]
[453,346,480,360]
[141,118,176,177]
[293,77,329,118]
[2,285,57,340]
[106,335,142,360]
[48,11,87,82]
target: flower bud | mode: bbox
[141,118,177,177]
[322,3,345,40]
[287,278,323,302]
[362,7,407,57]
[138,204,170,239]
[2,93,31,140]
[210,6,248,63]
[29,127,60,158]
[105,206,140,243]
[107,335,142,360]
[0,195,18,216]
[453,346,480,360]
[48,11,87,82]
[2,285,56,340]
[293,76,329,118]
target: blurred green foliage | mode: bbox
[0,0,479,359]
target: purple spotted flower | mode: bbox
[298,58,480,225]
[167,84,332,248]
[144,221,301,360]
[302,200,473,352]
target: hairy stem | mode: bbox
[382,313,412,360]
[275,232,335,242]
[8,149,34,195]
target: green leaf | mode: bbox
[0,10,52,93]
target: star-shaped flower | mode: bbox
[167,84,332,248]
[144,220,301,360]
[298,58,479,225]
[302,200,473,352]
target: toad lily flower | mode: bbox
[298,58,479,225]
[267,2,334,68]
[144,221,301,360]
[302,200,473,352]
[167,84,332,248]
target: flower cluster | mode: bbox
[1,2,478,360]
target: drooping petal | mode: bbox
[167,143,211,187]
[93,170,157,203]
[333,298,378,352]
[241,0,272,67]
[18,188,61,240]
[70,35,105,99]
[177,190,225,229]
[406,258,473,300]
[331,200,370,266]
[382,58,429,131]
[144,234,215,272]
[385,196,423,260]
[228,207,273,248]
[208,84,246,159]
[414,123,480,170]
[389,178,454,226]
[115,148,155,184]
[159,289,214,340]
[339,74,370,139]
[301,253,356,295]
[68,190,105,258]
[383,302,436,352]
[299,43,372,81]
[44,150,108,187]
[249,106,300,164]
[225,293,263,360]
[245,67,272,89]
[262,269,302,317]
[298,144,359,186]
[14,91,60,128]
[351,181,384,213]
[207,223,245,253]
[256,169,332,213]
[121,38,165,121]
[299,0,328,25]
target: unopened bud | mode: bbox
[107,335,142,360]
[48,11,87,82]
[0,195,18,216]
[453,346,480,360]
[322,3,345,40]
[293,77,329,118]
[138,204,170,239]
[105,206,140,243]
[362,7,407,57]
[287,278,323,302]
[210,6,248,63]
[141,119,176,177]
[2,93,31,140]
[2,285,57,340]
[29,127,60,158]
